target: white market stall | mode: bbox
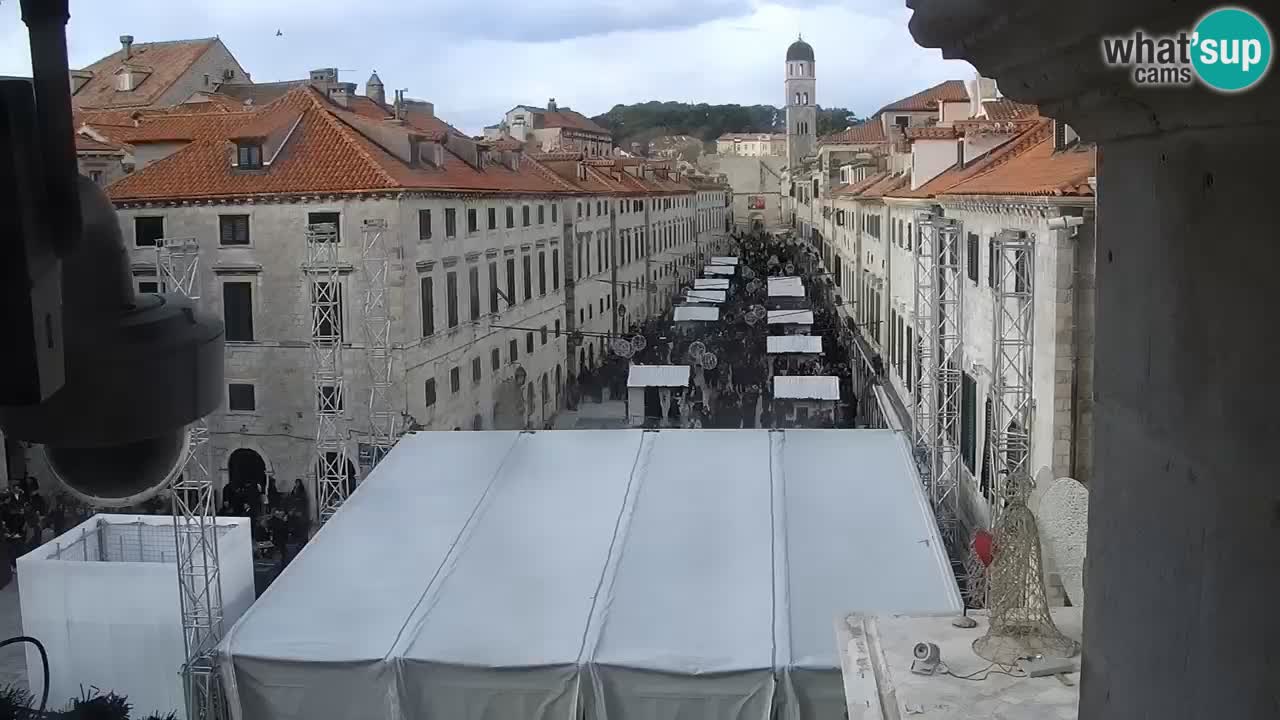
[20,514,255,720]
[709,256,739,265]
[673,305,720,323]
[219,430,961,720]
[767,276,806,298]
[625,364,691,427]
[703,265,735,276]
[684,289,726,304]
[693,278,730,291]
[767,308,815,333]
[767,335,823,374]
[772,375,841,426]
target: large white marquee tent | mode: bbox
[219,430,960,720]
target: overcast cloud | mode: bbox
[0,0,973,135]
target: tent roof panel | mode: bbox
[673,305,720,322]
[703,265,735,276]
[710,256,740,265]
[685,289,726,304]
[693,278,729,290]
[767,309,815,325]
[768,276,805,298]
[627,364,691,387]
[773,376,840,400]
[767,336,823,354]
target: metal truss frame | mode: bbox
[913,213,965,542]
[989,230,1037,521]
[156,237,226,720]
[306,223,350,523]
[359,220,398,471]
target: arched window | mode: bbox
[794,92,801,105]
[802,92,809,105]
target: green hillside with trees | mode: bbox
[591,101,858,155]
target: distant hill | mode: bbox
[591,101,858,155]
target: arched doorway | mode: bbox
[226,448,267,516]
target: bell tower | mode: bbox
[785,35,816,168]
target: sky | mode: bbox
[0,0,974,135]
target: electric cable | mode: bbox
[0,635,49,714]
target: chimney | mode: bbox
[120,35,134,59]
[547,97,557,112]
[329,83,355,107]
[394,90,407,120]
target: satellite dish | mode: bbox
[630,334,647,351]
[701,352,718,370]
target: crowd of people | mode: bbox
[1,476,94,571]
[571,228,867,430]
[220,475,311,567]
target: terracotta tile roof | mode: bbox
[541,109,610,135]
[87,111,257,144]
[981,99,1038,121]
[216,81,308,107]
[860,173,909,199]
[878,80,968,114]
[174,94,243,113]
[75,135,125,153]
[71,38,218,109]
[820,120,886,145]
[832,171,890,197]
[107,86,579,202]
[904,126,959,140]
[490,136,525,151]
[941,137,1095,197]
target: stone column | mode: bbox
[908,1,1280,717]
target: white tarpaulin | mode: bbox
[767,276,805,298]
[685,289,726,304]
[773,375,840,400]
[627,364,691,387]
[710,256,739,265]
[767,309,815,325]
[673,305,720,322]
[220,430,961,720]
[767,335,823,354]
[703,265,735,276]
[693,278,730,290]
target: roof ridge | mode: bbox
[521,154,581,192]
[953,120,1052,186]
[300,87,402,188]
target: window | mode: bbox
[488,207,497,230]
[522,255,532,301]
[491,348,501,371]
[467,208,478,234]
[138,280,159,294]
[228,383,255,412]
[425,379,437,407]
[907,222,913,251]
[222,282,254,341]
[219,215,250,246]
[468,266,480,321]
[540,326,548,345]
[505,258,516,307]
[509,338,518,362]
[554,319,561,337]
[906,327,914,393]
[420,276,435,336]
[551,204,558,223]
[472,357,482,384]
[895,115,910,128]
[312,281,344,341]
[522,205,531,227]
[961,372,977,472]
[134,216,165,247]
[538,205,545,224]
[236,142,262,169]
[989,238,998,288]
[89,170,103,184]
[526,332,534,353]
[967,232,979,282]
[552,248,561,289]
[307,212,340,242]
[446,271,459,328]
[450,366,461,393]
[506,206,515,228]
[1015,250,1030,294]
[319,384,344,412]
[488,262,499,313]
[445,208,457,238]
[419,209,432,240]
[586,202,592,218]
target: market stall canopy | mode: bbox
[626,364,692,387]
[773,375,841,401]
[673,305,720,322]
[703,265,735,276]
[219,430,960,720]
[767,309,815,325]
[685,289,726,304]
[768,276,805,298]
[767,335,823,354]
[693,278,730,290]
[710,256,740,265]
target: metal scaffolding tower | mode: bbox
[913,213,966,542]
[359,219,398,470]
[155,237,226,720]
[988,229,1037,521]
[306,223,350,523]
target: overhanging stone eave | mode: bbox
[905,0,1280,142]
